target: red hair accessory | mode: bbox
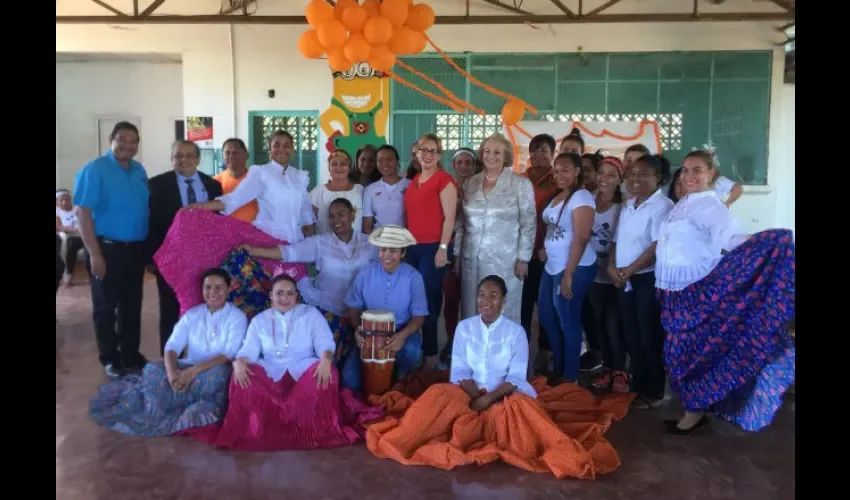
[600,156,624,179]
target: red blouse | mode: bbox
[404,169,457,244]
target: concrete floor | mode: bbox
[56,276,795,500]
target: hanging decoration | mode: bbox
[300,0,538,171]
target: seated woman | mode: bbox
[187,274,383,451]
[89,268,248,436]
[344,225,428,380]
[241,198,377,390]
[365,275,634,480]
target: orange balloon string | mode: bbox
[424,33,539,115]
[395,59,485,116]
[386,70,466,113]
[505,125,522,173]
[514,124,534,139]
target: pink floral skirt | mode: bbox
[153,210,308,315]
[181,362,384,451]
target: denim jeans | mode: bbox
[406,243,451,357]
[538,265,597,381]
[342,331,423,392]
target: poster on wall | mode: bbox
[507,120,662,172]
[186,116,214,147]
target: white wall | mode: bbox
[56,60,183,190]
[56,16,794,232]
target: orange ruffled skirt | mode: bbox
[365,372,634,480]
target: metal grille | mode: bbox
[390,51,771,184]
[250,114,319,190]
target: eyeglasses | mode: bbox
[418,148,439,156]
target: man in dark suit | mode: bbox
[147,140,223,352]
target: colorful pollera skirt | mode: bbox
[658,229,795,432]
[89,361,231,437]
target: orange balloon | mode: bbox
[502,100,525,126]
[305,0,334,28]
[380,0,410,27]
[341,5,368,33]
[334,0,357,21]
[388,25,417,56]
[317,19,348,50]
[410,30,427,54]
[368,44,396,73]
[405,4,435,32]
[327,49,353,73]
[361,0,381,18]
[297,29,325,59]
[363,16,394,45]
[344,33,372,63]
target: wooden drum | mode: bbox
[360,310,396,397]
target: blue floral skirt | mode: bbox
[220,249,273,320]
[89,361,231,436]
[316,307,353,364]
[658,229,795,432]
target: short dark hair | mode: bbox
[203,268,232,288]
[479,275,507,296]
[529,134,556,152]
[109,121,139,142]
[222,138,247,152]
[172,139,201,158]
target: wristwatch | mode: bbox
[439,243,448,251]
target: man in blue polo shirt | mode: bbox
[74,121,150,378]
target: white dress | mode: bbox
[163,302,249,365]
[309,184,364,234]
[217,160,315,243]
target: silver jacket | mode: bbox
[455,168,537,264]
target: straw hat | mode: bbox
[368,225,417,249]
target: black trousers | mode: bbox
[582,282,626,370]
[56,235,65,294]
[64,235,85,275]
[520,258,550,350]
[617,272,666,400]
[86,240,146,369]
[155,273,181,355]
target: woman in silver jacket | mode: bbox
[454,133,537,323]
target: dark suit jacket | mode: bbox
[147,170,223,265]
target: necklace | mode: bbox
[204,305,231,349]
[335,233,358,261]
[270,310,292,358]
[484,168,502,181]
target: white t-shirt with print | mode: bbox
[590,204,620,284]
[541,189,597,275]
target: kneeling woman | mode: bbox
[366,275,630,480]
[190,274,383,451]
[90,268,248,436]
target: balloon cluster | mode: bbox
[298,0,436,73]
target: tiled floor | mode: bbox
[56,279,795,500]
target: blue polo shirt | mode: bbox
[73,151,150,242]
[344,261,429,327]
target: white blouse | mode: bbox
[56,207,78,229]
[655,191,750,291]
[450,315,537,398]
[613,189,674,275]
[309,184,364,234]
[281,232,378,317]
[362,178,412,229]
[163,302,248,365]
[217,161,315,243]
[236,304,336,382]
[541,189,597,275]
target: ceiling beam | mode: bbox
[133,0,139,16]
[766,1,795,14]
[586,0,621,17]
[548,0,576,18]
[479,0,533,16]
[55,12,796,25]
[90,0,128,17]
[140,0,166,17]
[220,0,257,15]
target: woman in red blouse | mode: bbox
[404,133,459,370]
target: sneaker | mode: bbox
[591,369,613,389]
[631,395,664,409]
[104,364,124,378]
[612,371,631,393]
[579,351,603,372]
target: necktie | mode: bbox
[185,178,197,205]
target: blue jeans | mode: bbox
[538,265,597,381]
[342,332,423,391]
[406,243,451,357]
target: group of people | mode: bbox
[58,120,794,479]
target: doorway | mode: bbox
[96,116,142,160]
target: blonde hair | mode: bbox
[683,149,718,185]
[478,133,514,169]
[415,133,444,169]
